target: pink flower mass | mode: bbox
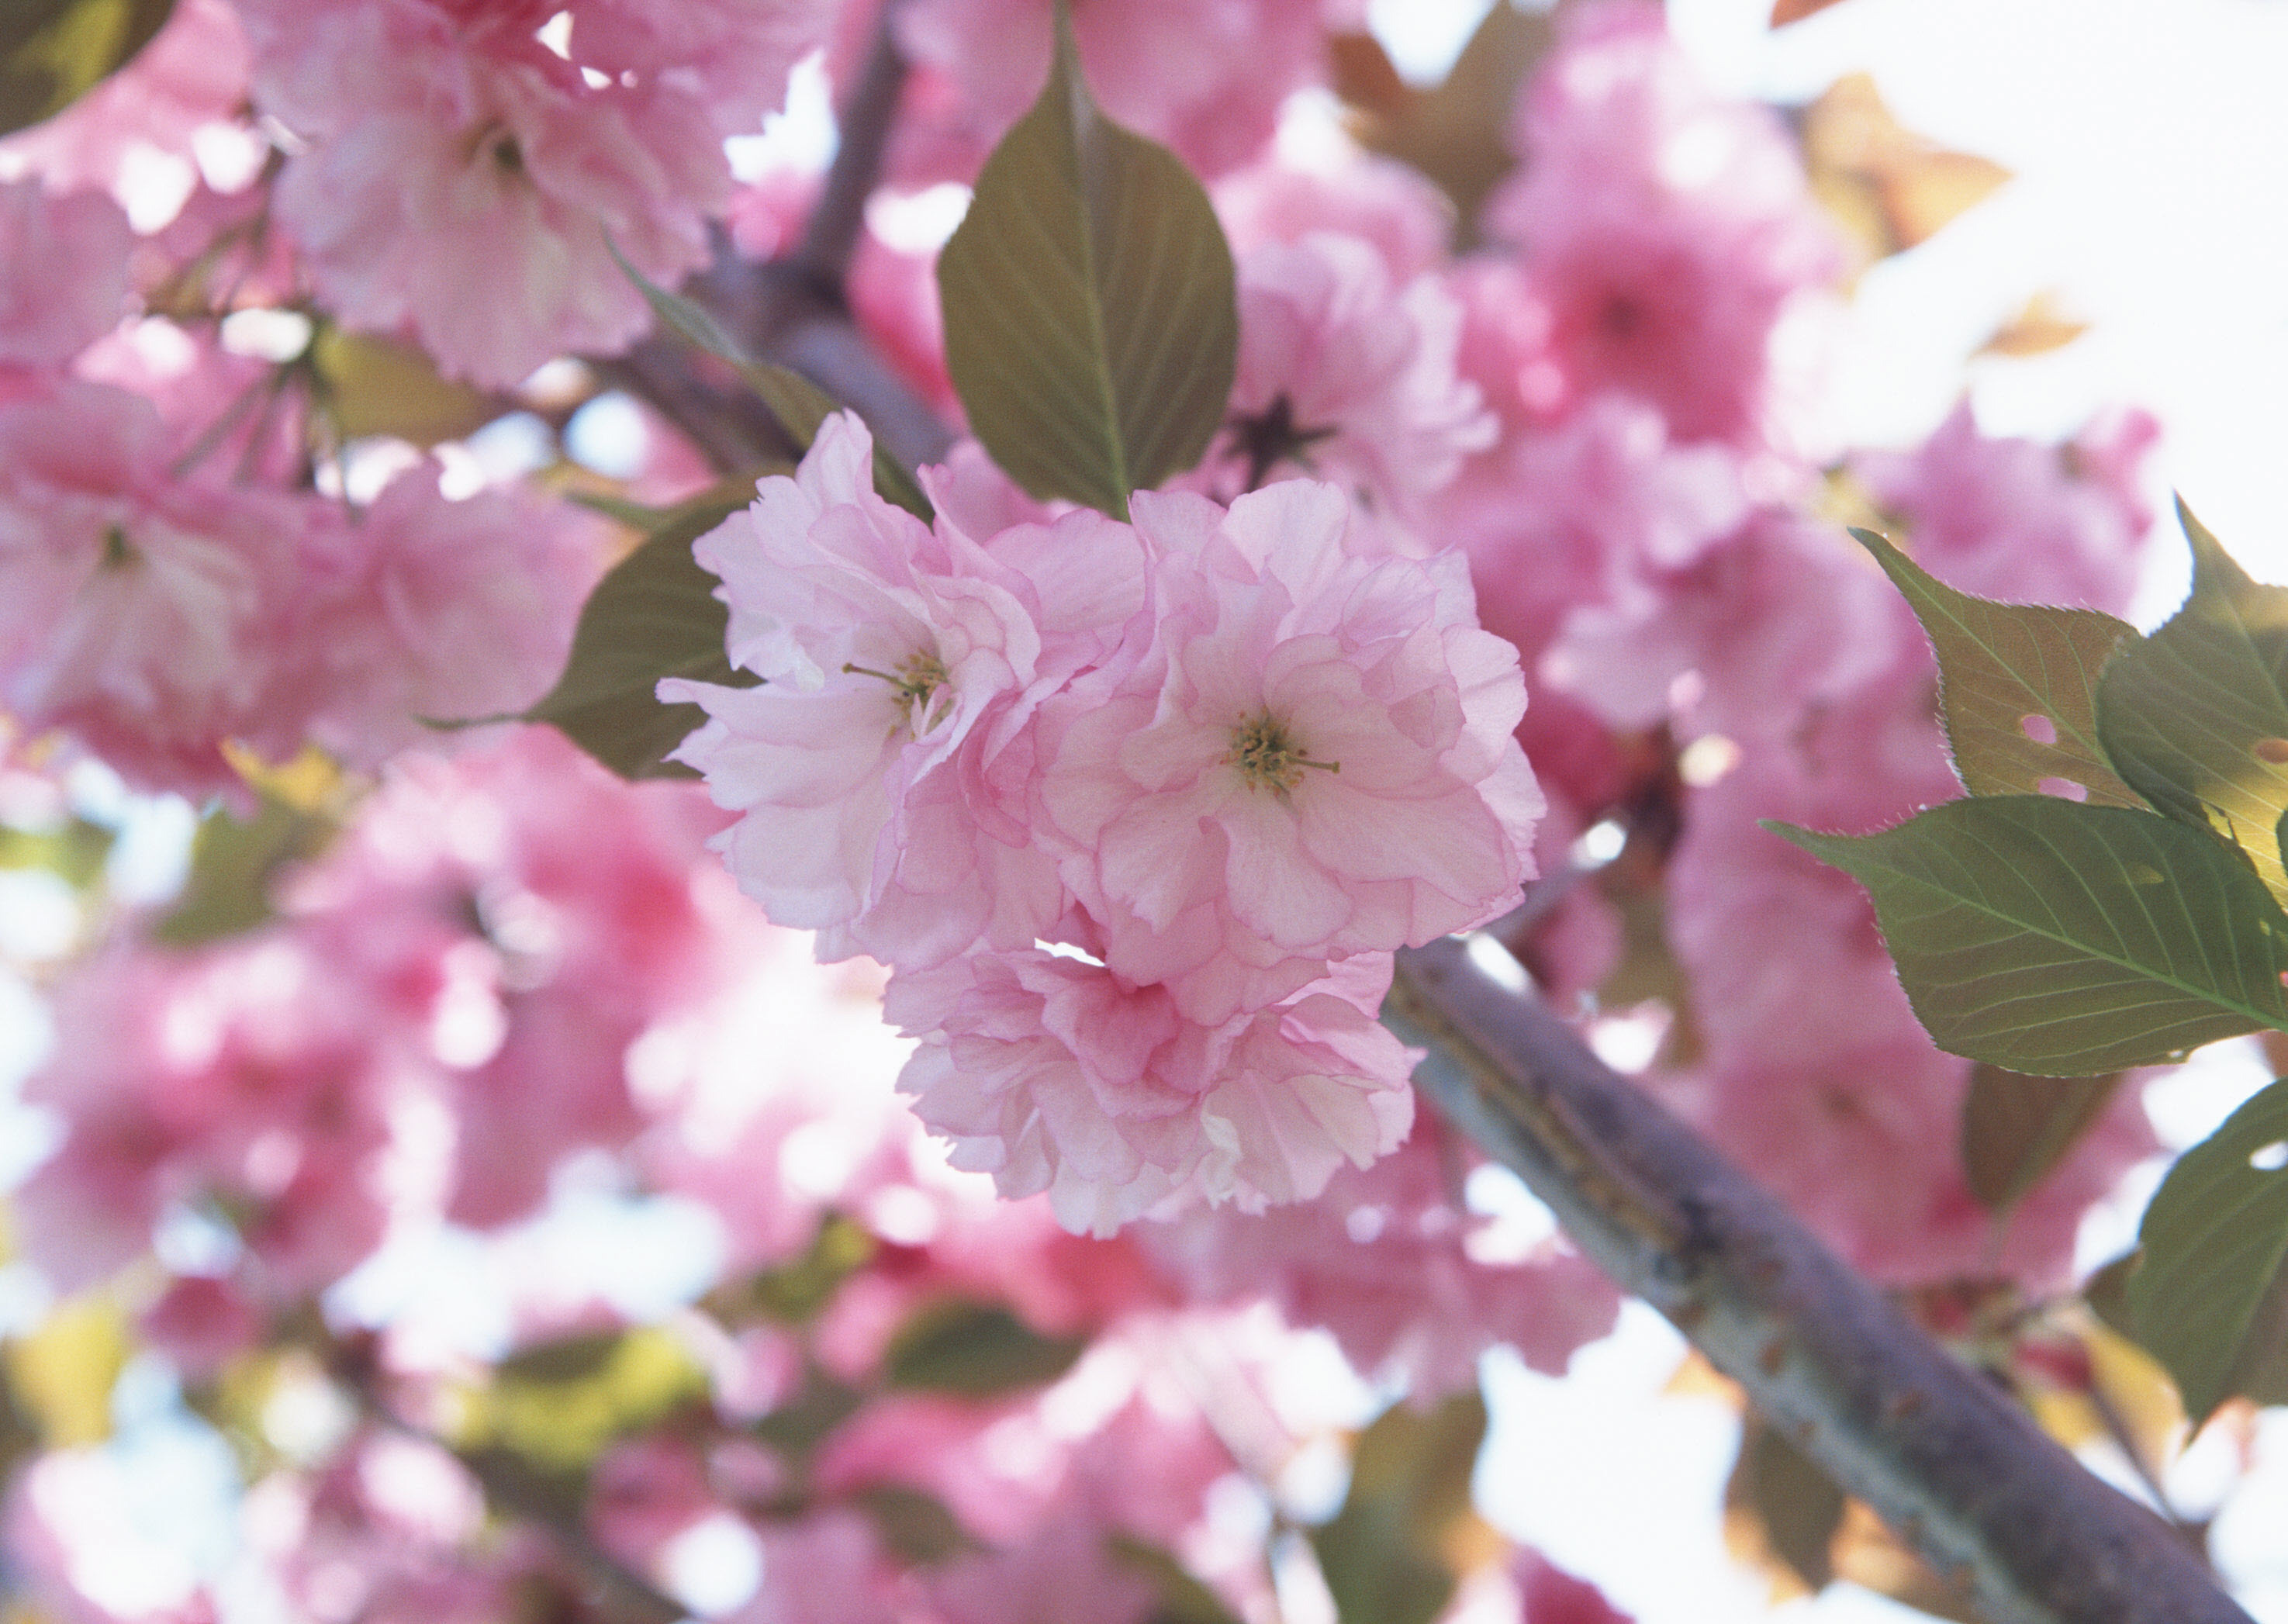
[0,2,2234,1620]
[671,416,1539,1226]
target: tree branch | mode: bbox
[791,0,912,286]
[1386,937,2246,1624]
[610,0,950,479]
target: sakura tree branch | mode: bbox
[1386,937,2246,1624]
[790,0,912,286]
[610,0,950,478]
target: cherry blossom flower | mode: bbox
[0,180,132,370]
[1214,152,1456,283]
[1040,482,1540,998]
[853,0,1330,188]
[1218,233,1493,517]
[1484,2,1845,449]
[281,727,746,1228]
[239,0,821,385]
[1139,1116,1620,1392]
[16,938,411,1297]
[0,381,320,796]
[299,465,603,767]
[888,940,1416,1235]
[1854,401,2158,613]
[665,414,1139,969]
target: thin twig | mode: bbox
[792,0,913,285]
[1386,937,2248,1624]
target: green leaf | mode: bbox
[2098,501,2288,907]
[607,238,933,521]
[309,327,499,448]
[935,4,1237,520]
[1107,1536,1246,1624]
[1,0,174,137]
[153,795,335,946]
[0,817,114,889]
[465,1326,708,1472]
[1960,1066,2122,1212]
[1331,3,1554,242]
[2128,1076,2288,1424]
[855,1484,973,1565]
[522,492,759,781]
[1851,527,2141,807]
[1310,1393,1492,1624]
[705,1213,876,1326]
[1723,1414,1843,1594]
[1771,796,2288,1075]
[882,1301,1087,1398]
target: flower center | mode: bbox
[1226,710,1339,796]
[844,651,952,734]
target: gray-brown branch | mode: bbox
[1388,937,2246,1624]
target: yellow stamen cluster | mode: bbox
[845,651,952,734]
[1226,710,1339,797]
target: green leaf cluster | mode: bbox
[1778,510,2288,1423]
[1,0,173,137]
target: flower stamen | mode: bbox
[844,651,952,734]
[1225,710,1338,796]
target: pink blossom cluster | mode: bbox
[16,730,771,1311]
[232,0,831,385]
[667,413,1542,1232]
[0,380,598,796]
[849,0,1339,188]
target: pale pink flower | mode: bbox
[1139,1117,1619,1393]
[888,941,1415,1235]
[1853,402,2156,614]
[1541,510,1904,739]
[722,1510,910,1624]
[0,181,131,369]
[1040,482,1541,994]
[0,381,320,795]
[239,0,806,385]
[246,1432,517,1624]
[16,938,410,1297]
[1218,233,1493,516]
[299,464,603,767]
[927,1514,1162,1624]
[1215,153,1456,282]
[1484,2,1845,447]
[1442,395,1750,673]
[666,414,1139,969]
[282,727,744,1228]
[75,316,311,489]
[856,0,1328,187]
